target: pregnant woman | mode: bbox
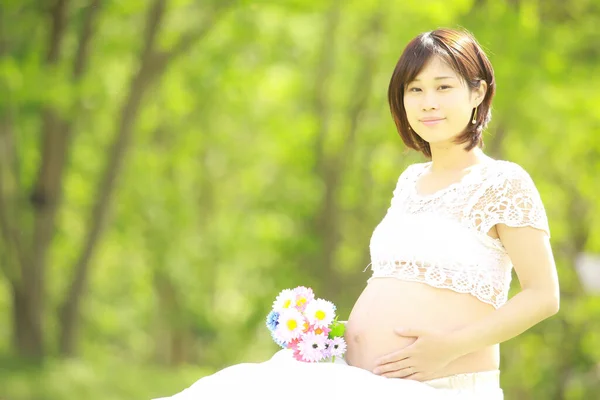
[155,28,559,400]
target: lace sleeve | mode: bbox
[389,163,422,208]
[472,163,550,237]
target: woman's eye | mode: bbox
[408,86,450,92]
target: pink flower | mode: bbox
[328,337,347,358]
[292,286,315,311]
[292,347,304,361]
[288,338,300,350]
[289,338,303,360]
[310,325,331,336]
[296,332,327,363]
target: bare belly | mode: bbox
[344,278,499,380]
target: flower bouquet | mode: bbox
[265,286,347,363]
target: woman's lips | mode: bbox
[420,118,445,126]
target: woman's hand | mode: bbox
[372,328,463,381]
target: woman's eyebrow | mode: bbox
[411,76,456,81]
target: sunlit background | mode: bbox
[0,0,599,399]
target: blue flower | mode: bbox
[265,310,279,332]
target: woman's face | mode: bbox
[403,56,486,146]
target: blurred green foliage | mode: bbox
[0,0,599,399]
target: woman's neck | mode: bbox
[429,145,489,173]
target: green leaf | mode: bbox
[328,321,345,338]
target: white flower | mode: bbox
[274,308,306,343]
[272,289,296,312]
[304,298,336,328]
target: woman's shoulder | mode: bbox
[478,159,545,205]
[405,161,431,171]
[399,159,535,185]
[395,161,430,182]
[475,159,550,235]
[482,159,537,185]
[403,159,532,177]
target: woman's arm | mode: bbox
[449,224,560,356]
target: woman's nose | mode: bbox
[421,92,439,111]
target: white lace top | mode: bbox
[367,160,550,309]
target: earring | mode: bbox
[471,107,478,124]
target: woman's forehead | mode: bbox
[413,57,459,81]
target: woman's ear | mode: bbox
[474,80,488,107]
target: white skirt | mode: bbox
[154,349,503,400]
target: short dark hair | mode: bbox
[388,28,496,158]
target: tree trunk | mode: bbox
[7,0,71,361]
[57,0,234,356]
[57,0,169,357]
[310,3,384,299]
[10,284,44,360]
